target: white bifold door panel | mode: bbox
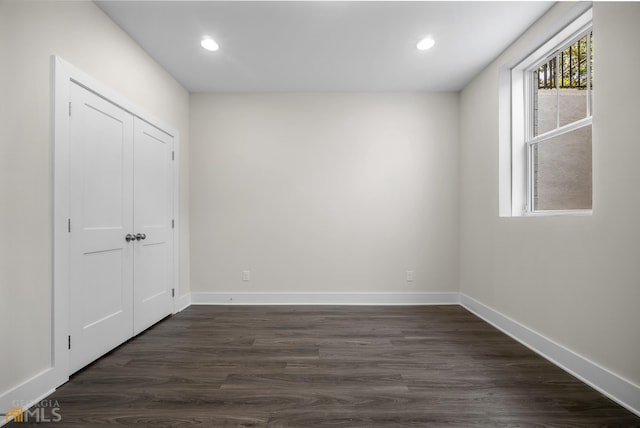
[133,119,174,335]
[68,82,173,374]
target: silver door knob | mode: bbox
[125,234,135,242]
[136,233,146,241]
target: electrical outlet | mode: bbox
[242,270,251,281]
[406,270,414,282]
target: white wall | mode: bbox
[190,93,459,294]
[0,0,190,395]
[460,2,640,388]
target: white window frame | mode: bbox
[511,9,593,216]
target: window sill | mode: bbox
[523,209,592,217]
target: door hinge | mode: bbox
[172,151,175,161]
[172,288,175,298]
[68,218,71,233]
[68,102,71,116]
[171,219,175,229]
[68,335,71,350]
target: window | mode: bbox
[511,9,593,215]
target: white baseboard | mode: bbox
[174,293,191,313]
[190,291,460,306]
[460,293,640,417]
[0,368,57,427]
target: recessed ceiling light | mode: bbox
[201,37,219,52]
[416,37,435,51]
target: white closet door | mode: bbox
[132,118,174,335]
[69,82,134,373]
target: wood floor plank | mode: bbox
[9,305,639,427]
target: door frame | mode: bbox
[52,56,180,386]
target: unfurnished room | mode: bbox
[1,0,639,426]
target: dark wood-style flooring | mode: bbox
[11,305,640,427]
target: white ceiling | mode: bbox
[96,1,554,93]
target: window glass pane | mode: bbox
[533,125,592,211]
[589,32,594,115]
[559,88,587,127]
[559,33,591,126]
[533,62,557,136]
